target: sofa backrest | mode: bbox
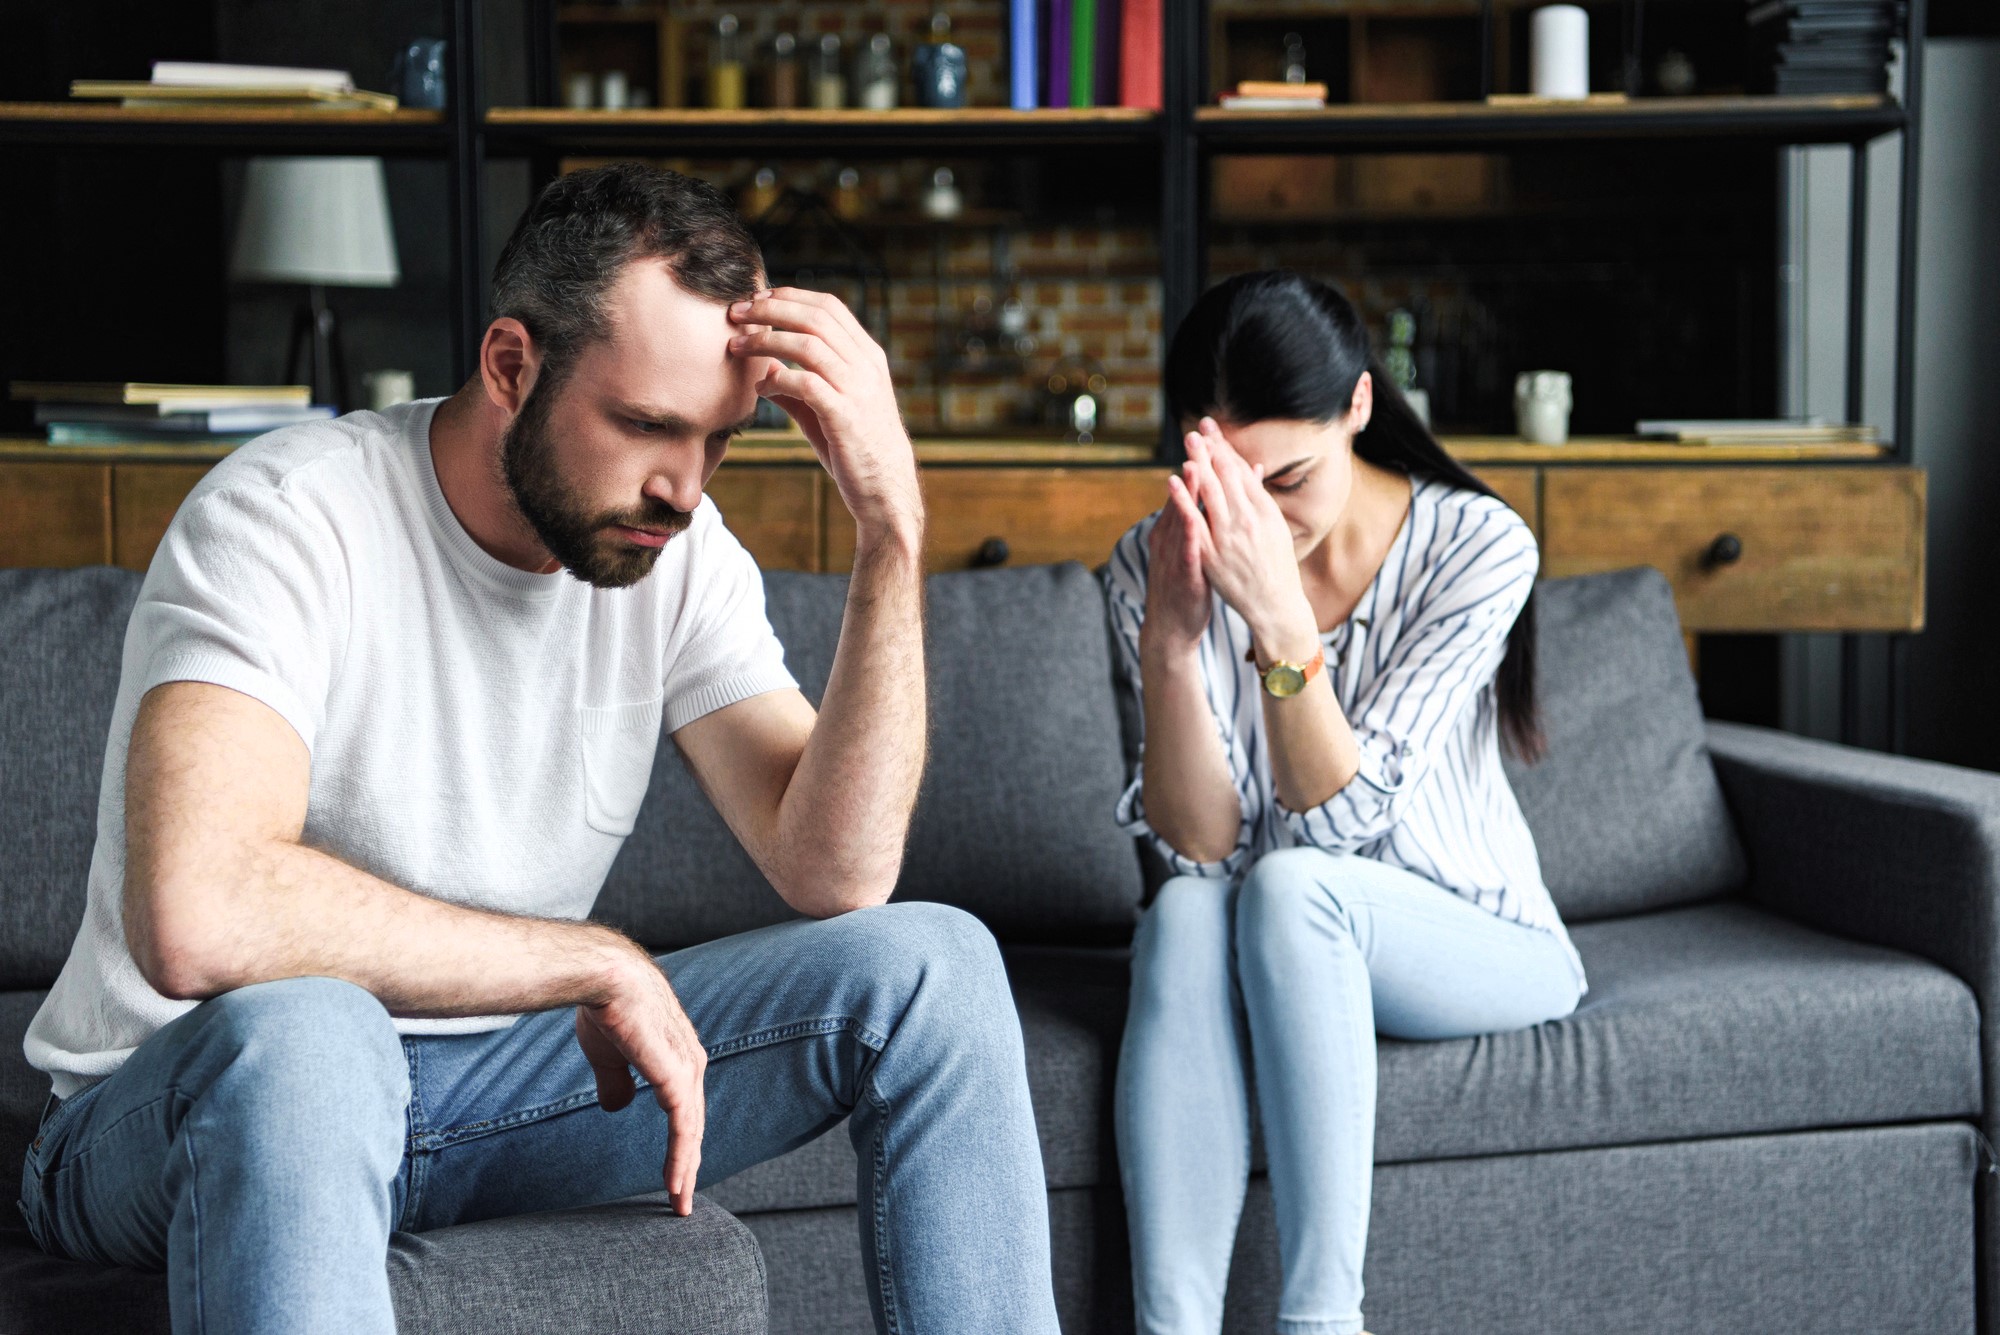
[1503,566,1746,921]
[0,567,142,989]
[594,563,1146,949]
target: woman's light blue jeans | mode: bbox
[1116,847,1582,1335]
[16,901,1060,1335]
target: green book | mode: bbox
[1070,0,1096,107]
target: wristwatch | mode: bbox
[1244,643,1325,699]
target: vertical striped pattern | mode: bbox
[1106,476,1588,994]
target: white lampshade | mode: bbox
[229,156,400,287]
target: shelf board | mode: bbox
[1197,94,1904,151]
[484,106,1161,154]
[1441,436,1891,463]
[0,101,449,152]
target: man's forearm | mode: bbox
[132,834,642,1012]
[771,520,928,913]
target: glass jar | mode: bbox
[768,32,800,109]
[812,34,846,110]
[708,15,746,110]
[855,32,898,111]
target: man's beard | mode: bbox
[500,376,692,590]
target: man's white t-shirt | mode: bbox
[24,397,798,1098]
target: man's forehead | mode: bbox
[586,260,761,424]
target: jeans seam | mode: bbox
[707,1015,889,1060]
[33,1090,174,1182]
[864,1073,902,1335]
[182,1099,206,1335]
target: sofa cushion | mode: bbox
[596,563,1146,948]
[702,900,1981,1211]
[0,568,143,990]
[0,1194,765,1334]
[1503,567,1747,921]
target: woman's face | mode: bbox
[1196,374,1371,562]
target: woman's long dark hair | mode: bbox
[1164,270,1544,762]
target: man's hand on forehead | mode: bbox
[724,285,919,540]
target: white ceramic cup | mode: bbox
[1514,370,1573,444]
[1530,5,1590,100]
[599,70,630,111]
[564,72,594,109]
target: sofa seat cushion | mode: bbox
[706,900,1982,1212]
[0,1195,765,1334]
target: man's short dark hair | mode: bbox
[490,162,766,392]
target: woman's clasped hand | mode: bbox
[1146,415,1318,664]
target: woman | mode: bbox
[1107,271,1587,1335]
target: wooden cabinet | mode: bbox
[111,464,211,572]
[0,463,110,567]
[1541,466,1925,632]
[0,450,1926,640]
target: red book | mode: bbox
[1119,0,1161,109]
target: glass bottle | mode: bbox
[914,12,968,109]
[855,32,898,111]
[812,34,847,110]
[768,32,800,109]
[1283,32,1308,85]
[708,15,746,110]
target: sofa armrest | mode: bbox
[1706,719,2000,1331]
[1706,721,2000,998]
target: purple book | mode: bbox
[1048,0,1071,108]
[1095,0,1120,106]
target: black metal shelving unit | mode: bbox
[0,0,1931,747]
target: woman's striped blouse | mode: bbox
[1105,474,1588,993]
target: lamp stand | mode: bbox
[283,283,348,411]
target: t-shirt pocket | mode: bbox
[576,696,665,837]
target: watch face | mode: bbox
[1265,664,1306,698]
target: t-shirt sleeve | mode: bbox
[127,480,351,754]
[1279,502,1538,852]
[661,504,800,734]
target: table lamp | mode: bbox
[228,156,401,411]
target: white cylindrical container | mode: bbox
[1514,370,1573,444]
[599,69,630,111]
[565,72,595,109]
[364,370,416,412]
[1530,5,1590,100]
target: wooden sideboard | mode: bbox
[0,440,1925,637]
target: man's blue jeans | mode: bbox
[16,902,1060,1335]
[1116,848,1584,1335]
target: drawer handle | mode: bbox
[1703,533,1744,570]
[972,537,1011,569]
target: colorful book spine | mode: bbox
[1119,0,1162,109]
[1070,0,1097,107]
[1011,0,1038,108]
[1095,0,1121,107]
[1048,0,1071,107]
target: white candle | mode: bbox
[1531,5,1590,101]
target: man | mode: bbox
[15,162,1060,1334]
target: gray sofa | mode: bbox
[2,559,1994,1334]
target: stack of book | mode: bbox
[11,383,333,447]
[1011,0,1162,109]
[1747,1,1901,96]
[70,61,397,111]
[1635,417,1880,446]
[1217,81,1329,111]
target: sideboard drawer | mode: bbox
[112,464,211,571]
[0,463,111,567]
[706,467,822,571]
[824,467,1172,573]
[1540,466,1925,632]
